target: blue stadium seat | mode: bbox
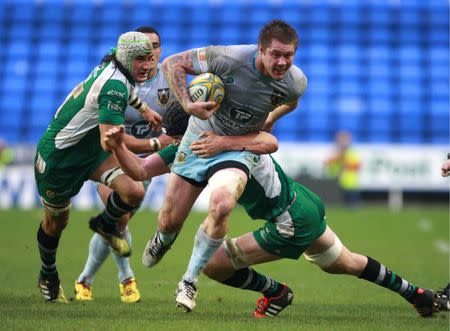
[9,4,35,22]
[337,80,361,95]
[310,6,332,24]
[399,47,422,63]
[336,112,362,132]
[307,44,330,60]
[368,27,391,43]
[68,3,94,23]
[218,26,242,44]
[430,98,449,114]
[38,3,66,22]
[26,125,49,144]
[35,60,59,77]
[29,97,56,127]
[399,84,422,100]
[8,22,33,40]
[399,8,421,24]
[398,98,423,114]
[337,61,361,78]
[304,129,329,143]
[248,7,272,25]
[368,80,393,98]
[367,99,394,114]
[2,77,26,94]
[33,71,59,88]
[367,62,390,79]
[37,42,61,59]
[97,4,124,23]
[37,22,63,39]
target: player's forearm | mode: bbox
[162,52,195,112]
[270,103,297,122]
[111,143,148,181]
[222,132,278,155]
[122,134,160,154]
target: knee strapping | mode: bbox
[41,198,71,216]
[304,235,343,269]
[208,170,246,200]
[99,167,125,187]
[223,238,250,270]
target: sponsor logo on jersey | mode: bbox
[107,90,126,98]
[130,120,151,138]
[107,101,123,112]
[229,107,254,123]
[157,88,170,105]
[270,90,287,106]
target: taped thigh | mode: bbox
[98,167,125,187]
[223,238,250,270]
[208,169,246,200]
[41,198,71,216]
[304,235,343,269]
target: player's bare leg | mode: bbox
[142,173,202,267]
[176,168,248,312]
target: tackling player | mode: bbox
[103,121,449,319]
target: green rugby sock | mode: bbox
[359,256,419,303]
[37,223,60,278]
[222,267,282,297]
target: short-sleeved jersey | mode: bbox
[37,61,135,170]
[124,63,182,139]
[238,154,296,221]
[190,45,307,135]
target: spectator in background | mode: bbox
[441,154,450,177]
[0,139,14,168]
[325,131,361,208]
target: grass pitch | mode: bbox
[0,206,448,330]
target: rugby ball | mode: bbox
[188,73,225,104]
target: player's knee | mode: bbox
[304,235,343,272]
[158,203,183,232]
[209,189,235,220]
[119,181,145,206]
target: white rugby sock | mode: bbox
[77,234,110,285]
[183,227,225,283]
[111,229,134,283]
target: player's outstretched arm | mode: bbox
[162,51,218,120]
[103,126,149,181]
[190,131,278,158]
[263,101,298,132]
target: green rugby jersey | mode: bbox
[37,61,136,170]
[239,154,295,221]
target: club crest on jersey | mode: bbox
[158,88,170,105]
[177,151,186,163]
[271,90,287,106]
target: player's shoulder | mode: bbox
[286,64,307,93]
[206,44,257,62]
